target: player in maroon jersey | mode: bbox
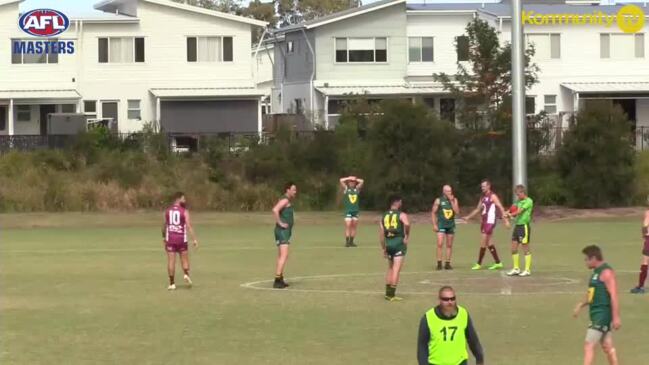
[463,179,509,270]
[162,192,198,290]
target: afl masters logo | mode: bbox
[19,9,70,37]
[13,9,75,57]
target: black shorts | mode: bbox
[512,224,531,244]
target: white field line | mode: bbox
[240,271,589,297]
[500,271,512,295]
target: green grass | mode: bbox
[1,212,648,364]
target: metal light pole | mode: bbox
[511,0,527,192]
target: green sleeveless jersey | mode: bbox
[277,196,294,230]
[588,263,612,327]
[425,306,469,365]
[382,210,404,239]
[437,196,456,229]
[343,188,360,213]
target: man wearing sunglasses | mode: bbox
[417,286,484,365]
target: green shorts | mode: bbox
[437,226,455,235]
[588,311,612,334]
[274,227,292,245]
[386,238,407,260]
[345,211,359,219]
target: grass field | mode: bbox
[1,212,648,365]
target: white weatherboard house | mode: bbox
[0,0,267,138]
[271,0,649,147]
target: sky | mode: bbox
[21,0,267,14]
[21,0,382,15]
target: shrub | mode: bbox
[633,150,649,204]
[364,100,459,211]
[557,101,635,208]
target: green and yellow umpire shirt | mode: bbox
[417,306,484,365]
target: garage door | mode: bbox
[161,100,258,133]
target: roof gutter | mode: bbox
[69,18,140,23]
[406,10,480,15]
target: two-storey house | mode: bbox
[271,0,649,148]
[0,0,267,139]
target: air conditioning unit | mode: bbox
[48,113,87,135]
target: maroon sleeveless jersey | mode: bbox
[481,194,497,225]
[165,204,187,245]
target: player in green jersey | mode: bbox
[340,176,365,247]
[379,194,411,301]
[432,185,460,270]
[271,182,297,289]
[574,245,621,365]
[506,185,534,277]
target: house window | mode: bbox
[16,105,31,122]
[223,37,233,62]
[61,104,76,113]
[287,40,295,54]
[600,33,644,59]
[0,107,5,131]
[11,39,59,64]
[526,96,536,115]
[544,95,557,114]
[440,98,455,122]
[294,99,303,114]
[335,37,387,63]
[328,99,347,115]
[84,100,97,119]
[456,36,469,62]
[127,100,141,120]
[526,33,561,60]
[186,36,234,62]
[409,37,434,63]
[423,98,435,109]
[98,37,145,63]
[335,38,347,62]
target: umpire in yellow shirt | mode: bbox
[417,286,484,365]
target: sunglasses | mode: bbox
[440,297,456,302]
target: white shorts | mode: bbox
[585,328,612,344]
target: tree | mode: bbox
[298,0,362,21]
[245,0,277,42]
[244,0,277,28]
[557,101,635,208]
[214,0,243,14]
[434,18,539,131]
[364,100,459,211]
[278,0,362,26]
[171,0,217,10]
[434,18,546,202]
[172,0,244,15]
